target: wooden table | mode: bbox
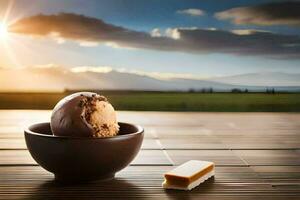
[0,110,299,199]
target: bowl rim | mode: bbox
[24,122,144,140]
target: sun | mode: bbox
[0,23,8,39]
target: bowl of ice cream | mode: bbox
[24,92,144,182]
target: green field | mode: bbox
[0,91,299,112]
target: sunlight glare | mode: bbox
[0,23,8,39]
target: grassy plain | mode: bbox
[0,91,299,112]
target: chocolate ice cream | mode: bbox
[50,92,119,137]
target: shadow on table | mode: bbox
[22,178,146,200]
[165,176,215,200]
[22,176,215,199]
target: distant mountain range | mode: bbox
[0,67,299,92]
[208,72,300,87]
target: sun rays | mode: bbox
[0,20,21,68]
[0,0,31,68]
[0,22,8,39]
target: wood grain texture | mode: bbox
[0,110,299,199]
[0,149,172,166]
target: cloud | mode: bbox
[215,1,300,27]
[71,66,112,73]
[48,32,66,44]
[165,28,181,39]
[9,13,182,51]
[79,41,99,47]
[150,28,162,37]
[28,63,61,69]
[70,66,204,80]
[231,29,266,35]
[9,13,300,59]
[177,8,205,16]
[151,28,181,39]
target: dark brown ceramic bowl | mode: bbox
[24,122,144,182]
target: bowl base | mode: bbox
[54,173,115,183]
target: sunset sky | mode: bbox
[1,0,300,78]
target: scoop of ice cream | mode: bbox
[50,92,119,137]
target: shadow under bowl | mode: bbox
[24,122,144,183]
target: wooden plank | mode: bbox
[141,139,162,150]
[151,127,213,138]
[160,138,228,149]
[0,166,299,199]
[219,135,300,149]
[5,144,300,167]
[234,150,300,166]
[211,129,300,138]
[0,111,300,199]
[132,150,172,165]
[166,150,247,166]
[0,138,162,150]
[252,166,300,173]
[1,131,299,150]
[1,110,298,127]
[251,166,300,184]
[0,126,24,139]
[0,139,26,149]
[0,150,172,166]
[0,150,34,165]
